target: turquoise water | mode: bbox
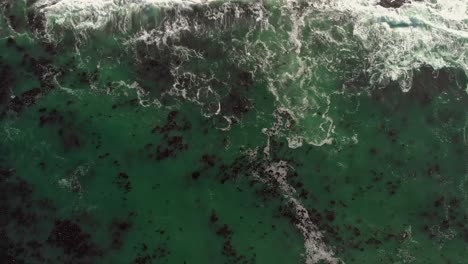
[1,0,467,263]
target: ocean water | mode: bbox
[1,0,467,263]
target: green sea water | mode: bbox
[1,0,467,263]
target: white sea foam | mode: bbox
[34,0,468,85]
[34,0,259,31]
[32,0,467,149]
[263,161,341,264]
[325,0,468,91]
[264,0,467,148]
[35,0,196,30]
[27,1,467,262]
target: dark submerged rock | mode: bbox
[110,219,132,250]
[48,219,102,258]
[132,244,170,264]
[371,66,467,111]
[59,127,81,151]
[146,111,191,161]
[115,172,132,194]
[378,0,411,8]
[209,210,219,224]
[0,165,107,263]
[0,62,15,117]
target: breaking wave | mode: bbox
[23,0,466,149]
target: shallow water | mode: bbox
[1,0,467,263]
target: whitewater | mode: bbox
[5,0,466,263]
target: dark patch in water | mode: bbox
[8,88,42,113]
[209,215,255,263]
[191,171,201,180]
[378,0,412,8]
[151,111,192,134]
[410,66,465,106]
[0,166,103,263]
[220,90,252,116]
[115,172,132,194]
[110,219,132,250]
[48,219,102,259]
[371,66,467,111]
[39,109,64,127]
[39,109,83,152]
[27,9,46,32]
[58,126,81,151]
[145,111,191,160]
[421,195,468,243]
[132,244,170,264]
[210,210,219,224]
[1,38,57,118]
[0,61,15,117]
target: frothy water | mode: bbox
[9,1,465,262]
[328,0,467,91]
[33,0,467,87]
[262,160,340,264]
[33,0,467,147]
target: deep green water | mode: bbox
[1,0,467,263]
